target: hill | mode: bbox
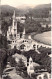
[1,3,51,16]
[27,3,51,18]
[0,5,30,16]
[35,3,51,9]
[1,5,20,15]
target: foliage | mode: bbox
[38,47,51,55]
[16,58,27,76]
[0,49,8,76]
[3,76,11,79]
[0,35,8,49]
[8,48,21,56]
[7,56,17,67]
[22,49,51,73]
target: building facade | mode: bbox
[7,11,34,50]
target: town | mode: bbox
[0,2,51,79]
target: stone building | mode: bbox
[7,11,34,51]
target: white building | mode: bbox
[16,16,26,23]
[27,57,34,77]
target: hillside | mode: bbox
[27,3,51,18]
[34,3,51,9]
[0,5,30,16]
[1,3,51,16]
[1,5,20,15]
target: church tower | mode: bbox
[27,57,34,77]
[22,28,25,39]
[0,24,2,35]
[11,10,17,38]
[29,57,33,67]
[0,7,2,35]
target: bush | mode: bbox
[7,56,17,67]
[0,49,8,76]
[16,58,27,77]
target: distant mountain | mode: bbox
[1,4,51,35]
[1,5,20,15]
[1,3,51,16]
[34,3,51,9]
[0,5,31,16]
[27,3,51,18]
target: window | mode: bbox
[14,34,16,37]
[39,77,42,79]
[44,74,48,79]
[23,40,24,42]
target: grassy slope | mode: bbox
[34,31,51,45]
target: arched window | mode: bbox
[43,74,48,79]
[23,40,24,42]
[20,44,25,49]
[39,77,42,79]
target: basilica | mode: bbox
[7,11,34,51]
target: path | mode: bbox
[8,68,24,79]
[3,62,24,79]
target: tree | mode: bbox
[0,49,8,76]
[0,35,8,49]
[16,58,27,76]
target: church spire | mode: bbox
[22,28,25,39]
[0,24,2,34]
[12,10,16,27]
[0,5,2,35]
[23,28,25,35]
[13,10,15,19]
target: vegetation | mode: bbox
[3,76,11,79]
[22,48,51,73]
[0,35,8,49]
[16,59,27,77]
[0,47,51,78]
[0,49,8,76]
[38,47,51,55]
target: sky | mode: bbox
[1,0,51,8]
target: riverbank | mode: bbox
[32,31,51,45]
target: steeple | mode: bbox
[12,10,16,27]
[0,6,2,35]
[13,10,15,19]
[22,28,25,38]
[23,28,25,35]
[29,56,33,66]
[0,23,2,35]
[27,57,34,77]
[11,10,17,37]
